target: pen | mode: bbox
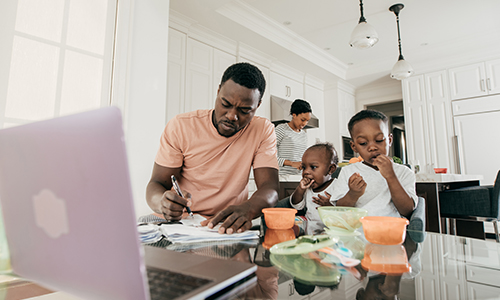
[171,175,194,218]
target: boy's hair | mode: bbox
[308,142,339,166]
[290,99,312,115]
[348,109,388,136]
[220,62,266,100]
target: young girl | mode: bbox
[290,142,338,234]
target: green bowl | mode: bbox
[318,207,368,235]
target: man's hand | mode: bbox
[159,188,192,221]
[200,203,253,234]
[348,173,366,199]
[372,155,396,180]
[312,191,332,206]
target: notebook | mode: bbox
[0,107,257,300]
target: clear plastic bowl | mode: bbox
[318,207,368,235]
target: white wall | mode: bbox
[113,0,170,217]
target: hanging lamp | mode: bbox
[389,3,414,80]
[349,0,379,49]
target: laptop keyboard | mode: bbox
[147,267,213,300]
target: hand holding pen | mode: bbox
[171,175,194,219]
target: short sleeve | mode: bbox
[397,166,418,208]
[253,120,279,170]
[155,116,184,168]
[329,167,352,204]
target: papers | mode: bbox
[159,214,260,244]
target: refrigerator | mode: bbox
[453,94,500,185]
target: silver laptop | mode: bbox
[0,107,256,300]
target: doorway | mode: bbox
[366,101,407,164]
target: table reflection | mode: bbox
[145,225,423,300]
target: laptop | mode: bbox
[0,107,257,300]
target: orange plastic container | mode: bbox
[360,216,409,245]
[361,243,411,275]
[262,208,297,229]
[262,228,296,249]
[434,168,447,174]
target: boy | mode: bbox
[329,110,417,218]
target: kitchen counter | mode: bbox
[416,173,484,183]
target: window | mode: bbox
[0,0,117,128]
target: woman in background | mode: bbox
[275,99,312,177]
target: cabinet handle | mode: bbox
[487,78,492,91]
[453,135,462,174]
[480,79,486,92]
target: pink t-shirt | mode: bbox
[155,109,278,217]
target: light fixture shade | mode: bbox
[349,21,379,49]
[391,58,414,80]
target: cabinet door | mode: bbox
[485,58,500,95]
[402,75,431,168]
[185,38,213,112]
[166,29,186,122]
[304,84,325,145]
[454,110,500,185]
[212,49,236,105]
[467,282,500,300]
[287,77,304,100]
[448,62,487,100]
[270,71,303,100]
[424,71,455,173]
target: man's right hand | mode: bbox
[159,189,192,221]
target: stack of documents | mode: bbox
[160,215,260,244]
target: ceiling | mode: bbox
[170,0,500,88]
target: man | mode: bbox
[146,62,279,234]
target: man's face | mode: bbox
[212,79,261,137]
[350,119,393,164]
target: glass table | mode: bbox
[146,226,500,300]
[4,227,500,299]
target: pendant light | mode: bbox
[349,0,379,49]
[389,3,414,80]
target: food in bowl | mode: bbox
[360,216,409,245]
[434,168,447,174]
[262,208,297,229]
[318,207,368,235]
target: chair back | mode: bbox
[408,197,426,243]
[492,170,500,218]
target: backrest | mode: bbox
[491,170,500,218]
[408,197,426,243]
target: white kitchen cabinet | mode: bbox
[270,71,304,101]
[304,84,325,146]
[212,48,236,100]
[402,71,456,174]
[416,234,467,300]
[453,104,500,185]
[467,282,500,300]
[424,71,456,173]
[166,28,186,122]
[185,38,214,112]
[448,58,500,100]
[402,75,431,170]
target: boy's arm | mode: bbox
[374,155,415,218]
[335,173,366,207]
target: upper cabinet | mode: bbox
[448,58,500,100]
[269,71,304,100]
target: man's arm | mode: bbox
[146,163,190,221]
[202,167,279,234]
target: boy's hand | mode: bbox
[299,177,314,190]
[312,191,332,206]
[373,155,396,180]
[348,173,366,198]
